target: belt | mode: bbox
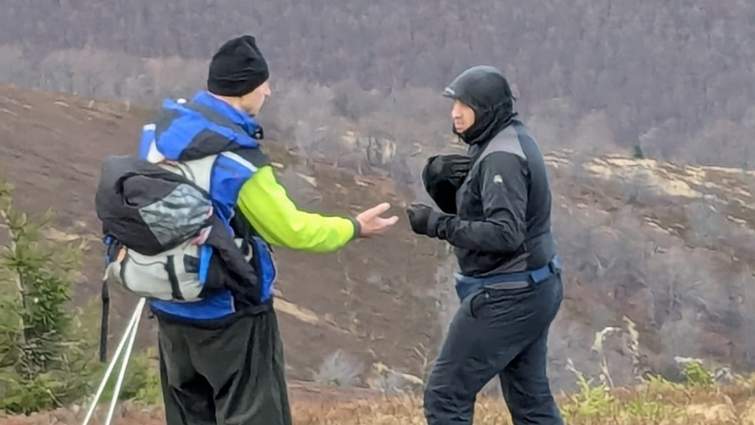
[453,256,562,301]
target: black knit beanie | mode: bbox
[207,35,269,96]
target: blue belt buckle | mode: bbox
[528,255,561,285]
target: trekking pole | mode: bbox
[81,297,146,425]
[103,297,145,425]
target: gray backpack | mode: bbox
[96,154,257,302]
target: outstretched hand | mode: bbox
[356,203,399,237]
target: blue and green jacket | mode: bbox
[138,91,358,324]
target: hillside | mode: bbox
[2,0,754,167]
[0,84,753,394]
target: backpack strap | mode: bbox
[99,276,109,363]
[165,256,185,301]
[99,235,118,363]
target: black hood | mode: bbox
[443,65,517,145]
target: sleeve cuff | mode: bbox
[349,217,362,240]
[427,210,449,239]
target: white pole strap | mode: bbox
[81,297,146,425]
[104,297,145,425]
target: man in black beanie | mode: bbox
[143,35,398,425]
[206,34,271,116]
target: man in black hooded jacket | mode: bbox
[407,66,564,425]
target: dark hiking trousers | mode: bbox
[424,275,564,425]
[157,310,292,425]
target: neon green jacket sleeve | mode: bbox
[236,165,358,252]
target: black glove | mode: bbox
[406,203,441,237]
[422,154,471,214]
[424,154,471,186]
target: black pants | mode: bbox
[157,310,292,425]
[424,275,564,425]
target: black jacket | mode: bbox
[429,66,556,276]
[434,121,556,276]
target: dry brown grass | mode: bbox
[2,376,754,425]
[291,374,755,425]
[293,396,511,425]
